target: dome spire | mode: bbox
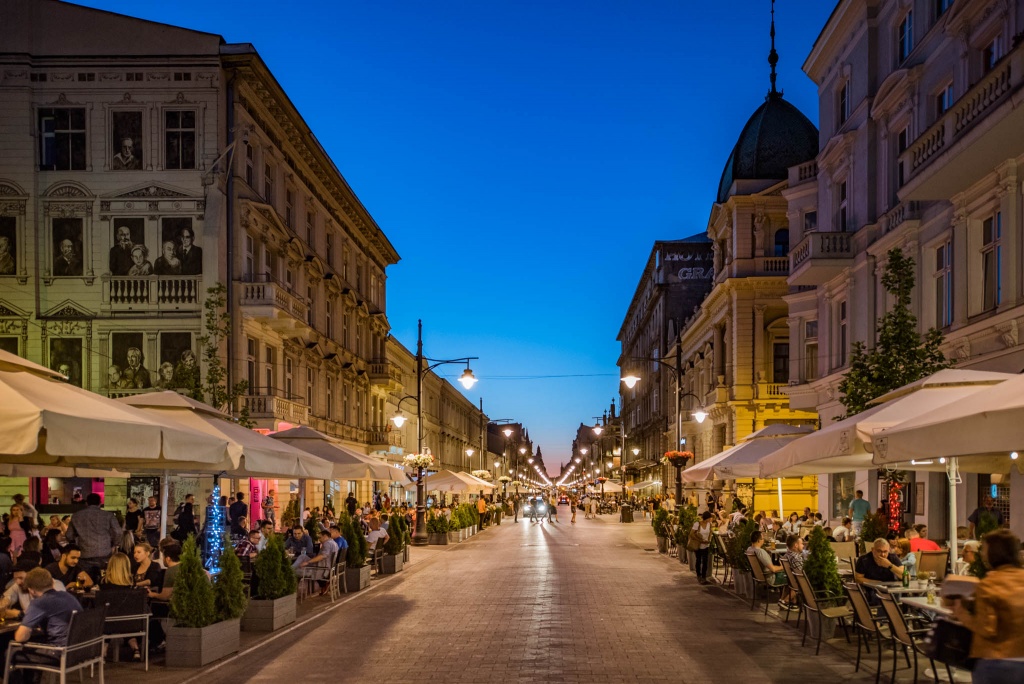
[768,0,782,98]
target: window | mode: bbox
[898,11,914,62]
[285,267,293,289]
[246,338,257,392]
[804,211,818,233]
[326,376,333,420]
[285,189,294,228]
[934,0,953,20]
[326,232,333,266]
[285,357,293,397]
[342,247,349,282]
[164,110,196,169]
[982,213,1002,311]
[773,229,789,257]
[772,343,790,384]
[306,285,313,326]
[126,72,143,82]
[343,383,350,424]
[244,234,254,278]
[982,36,1002,74]
[838,82,851,126]
[837,181,849,232]
[264,345,275,394]
[936,82,954,117]
[172,72,191,82]
[935,240,954,327]
[245,143,254,187]
[896,127,909,189]
[306,211,314,243]
[343,311,350,349]
[306,367,314,409]
[326,299,333,338]
[263,246,275,279]
[836,300,848,368]
[805,342,818,381]
[264,163,274,204]
[38,108,86,170]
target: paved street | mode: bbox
[178,506,878,684]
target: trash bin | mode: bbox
[620,504,633,523]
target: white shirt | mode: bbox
[782,521,800,535]
[2,579,67,613]
[366,529,387,550]
[833,526,852,542]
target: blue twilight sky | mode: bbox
[73,0,835,473]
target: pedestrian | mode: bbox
[141,496,161,551]
[512,495,520,524]
[548,492,558,523]
[64,493,120,581]
[571,496,578,524]
[345,491,358,517]
[690,511,714,584]
[847,489,871,536]
[262,489,277,529]
[589,496,598,519]
[582,494,591,519]
[229,492,248,538]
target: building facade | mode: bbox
[785,0,1024,530]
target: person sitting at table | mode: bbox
[782,512,800,536]
[770,520,786,543]
[235,529,261,560]
[854,538,906,583]
[833,517,853,542]
[16,537,43,569]
[296,530,338,595]
[894,537,917,579]
[10,567,81,665]
[951,529,1024,681]
[906,525,940,553]
[0,560,68,619]
[366,519,389,551]
[328,525,349,554]
[43,543,93,590]
[0,537,14,588]
[956,540,981,575]
[284,525,314,559]
[778,534,805,609]
[97,552,147,661]
[256,520,274,552]
[132,543,162,588]
[41,530,63,565]
[147,540,181,651]
[747,530,788,589]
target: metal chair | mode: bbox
[916,550,950,581]
[4,607,107,684]
[745,551,783,615]
[298,551,335,600]
[793,570,852,655]
[369,544,385,576]
[329,546,348,600]
[876,589,946,684]
[96,587,150,671]
[779,556,803,626]
[844,581,909,683]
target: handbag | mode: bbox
[686,528,703,552]
[922,618,974,671]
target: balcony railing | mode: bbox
[238,278,308,321]
[368,361,403,386]
[902,46,1020,183]
[790,231,853,270]
[761,256,790,274]
[881,200,920,235]
[759,383,787,399]
[102,275,201,312]
[243,393,309,424]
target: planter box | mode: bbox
[345,564,371,591]
[165,618,240,668]
[806,612,838,641]
[403,545,410,562]
[656,536,669,554]
[734,570,753,598]
[381,554,403,574]
[241,593,296,632]
[428,533,448,545]
[448,531,459,544]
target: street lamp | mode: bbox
[390,319,479,546]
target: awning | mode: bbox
[628,479,659,490]
[682,424,814,482]
[270,425,408,482]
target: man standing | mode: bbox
[512,495,520,524]
[263,489,277,529]
[142,496,161,549]
[968,495,1004,539]
[175,494,198,539]
[109,224,134,275]
[848,490,871,536]
[229,493,248,537]
[345,491,358,518]
[548,492,558,523]
[178,227,203,275]
[11,568,81,653]
[65,493,120,580]
[476,496,488,528]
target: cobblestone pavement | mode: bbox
[171,507,884,684]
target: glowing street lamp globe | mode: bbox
[458,368,478,389]
[621,374,640,389]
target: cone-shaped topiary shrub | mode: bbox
[170,535,216,628]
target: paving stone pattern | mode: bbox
[184,508,879,684]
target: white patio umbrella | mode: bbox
[270,426,408,482]
[683,424,814,482]
[458,471,495,492]
[758,369,1016,478]
[595,480,623,494]
[423,470,487,493]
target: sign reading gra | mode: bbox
[677,266,713,280]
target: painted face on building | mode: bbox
[116,226,132,249]
[0,236,9,255]
[180,229,194,252]
[108,365,121,383]
[60,239,74,259]
[162,241,176,261]
[127,347,142,370]
[131,246,146,266]
[181,349,196,368]
[120,137,133,158]
[57,363,71,377]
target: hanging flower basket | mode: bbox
[664,451,694,467]
[471,469,493,480]
[404,451,434,470]
[497,475,512,483]
[596,476,608,483]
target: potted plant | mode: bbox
[726,520,756,598]
[427,512,449,545]
[858,511,887,555]
[343,512,370,591]
[448,509,463,543]
[402,514,412,561]
[677,504,698,566]
[242,534,297,632]
[381,514,405,574]
[652,508,670,554]
[166,536,242,667]
[803,525,846,640]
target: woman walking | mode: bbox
[690,511,714,584]
[570,496,578,524]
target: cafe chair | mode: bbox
[328,547,348,601]
[4,607,107,684]
[745,551,783,615]
[369,544,385,577]
[793,570,852,656]
[779,557,803,627]
[844,581,910,684]
[96,588,151,671]
[298,551,336,601]
[916,551,950,582]
[876,590,943,684]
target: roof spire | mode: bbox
[768,0,782,98]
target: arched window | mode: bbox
[773,229,789,257]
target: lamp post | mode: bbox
[391,320,478,546]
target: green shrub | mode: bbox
[652,509,670,538]
[170,536,216,628]
[676,505,698,547]
[383,516,404,555]
[426,512,449,534]
[253,533,296,600]
[859,511,888,552]
[213,536,247,620]
[804,525,844,599]
[341,512,367,567]
[282,498,299,529]
[726,520,756,570]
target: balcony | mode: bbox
[758,383,788,399]
[789,231,854,286]
[242,393,309,426]
[237,276,309,334]
[101,275,201,313]
[368,360,403,389]
[880,200,921,236]
[758,256,790,275]
[900,44,1024,200]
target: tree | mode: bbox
[340,512,367,567]
[803,525,843,599]
[213,537,247,620]
[253,533,296,600]
[838,248,949,417]
[191,283,252,426]
[170,536,216,628]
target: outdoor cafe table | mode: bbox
[900,595,954,619]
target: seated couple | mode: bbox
[748,530,800,610]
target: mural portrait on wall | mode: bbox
[0,216,16,276]
[162,217,201,275]
[112,331,151,389]
[111,111,142,170]
[157,331,193,390]
[52,218,83,277]
[109,217,145,276]
[0,337,18,355]
[50,337,82,387]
